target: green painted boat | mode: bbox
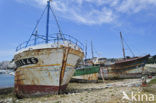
[71,66,100,83]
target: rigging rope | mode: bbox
[123,38,135,57]
[25,6,48,47]
[50,6,64,40]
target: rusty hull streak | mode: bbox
[59,47,70,93]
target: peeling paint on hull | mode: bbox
[14,46,84,98]
[72,73,99,83]
[101,66,144,79]
[71,66,100,83]
[99,55,150,79]
[15,84,68,97]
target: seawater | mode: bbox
[0,74,14,88]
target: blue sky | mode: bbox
[0,0,156,61]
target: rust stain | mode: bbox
[14,46,84,63]
[32,80,35,85]
[14,48,53,61]
[18,64,60,69]
[69,48,84,59]
[112,63,144,69]
[17,64,75,70]
[48,72,53,80]
[48,72,51,77]
[59,47,70,87]
[15,68,25,85]
[82,73,98,81]
[60,45,84,59]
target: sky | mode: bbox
[0,0,156,61]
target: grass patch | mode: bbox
[149,78,156,84]
[142,78,156,94]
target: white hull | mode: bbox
[14,43,84,97]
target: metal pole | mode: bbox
[34,29,37,45]
[120,32,126,59]
[85,41,87,60]
[91,40,94,58]
[46,0,51,43]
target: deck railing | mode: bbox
[16,33,84,51]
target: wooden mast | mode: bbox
[120,32,126,59]
[91,40,94,58]
[85,41,87,60]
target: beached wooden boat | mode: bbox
[71,66,100,82]
[14,0,84,98]
[99,32,150,79]
[100,55,150,79]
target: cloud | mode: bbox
[116,0,156,13]
[16,0,156,25]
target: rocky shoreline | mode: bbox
[0,78,156,103]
